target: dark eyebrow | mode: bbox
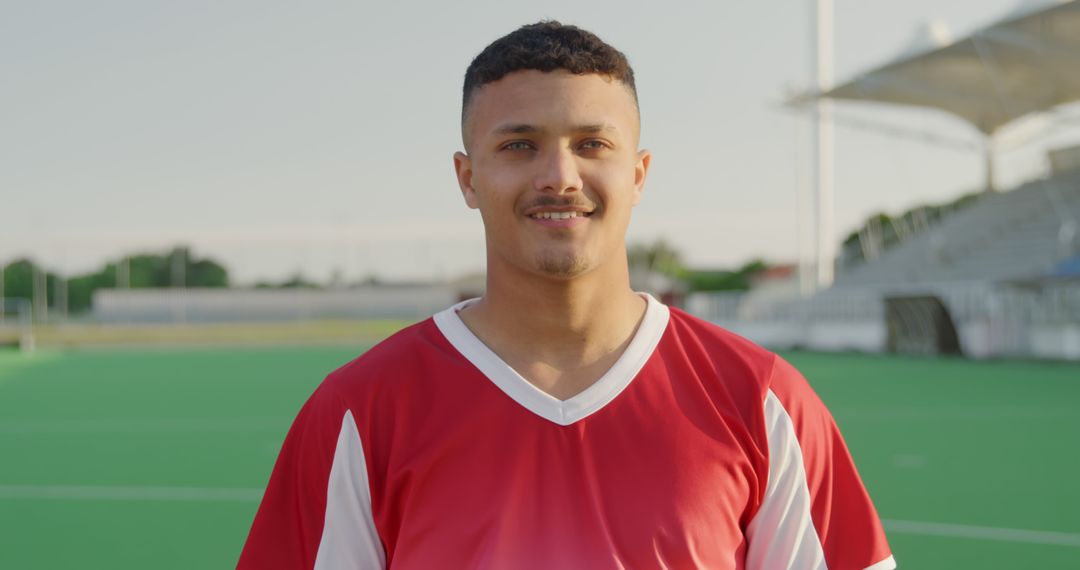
[491,123,619,136]
[575,124,619,134]
[494,124,541,135]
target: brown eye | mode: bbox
[502,141,534,151]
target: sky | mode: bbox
[3,0,1078,285]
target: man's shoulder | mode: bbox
[663,307,818,406]
[665,306,818,397]
[320,317,453,395]
[648,305,785,419]
[291,315,473,441]
[664,305,778,372]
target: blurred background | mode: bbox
[2,1,1078,568]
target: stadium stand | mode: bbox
[690,158,1080,360]
[707,1,1080,359]
[833,169,1080,288]
[1051,253,1080,277]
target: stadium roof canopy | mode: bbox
[812,0,1080,136]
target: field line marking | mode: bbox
[3,485,1078,548]
[0,485,263,502]
[884,518,1080,547]
[0,416,292,434]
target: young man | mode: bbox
[239,22,895,570]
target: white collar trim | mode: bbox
[432,293,670,426]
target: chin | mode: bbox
[534,252,592,279]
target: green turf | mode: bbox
[0,346,364,569]
[1,347,1078,569]
[784,352,1080,568]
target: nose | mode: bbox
[533,147,583,194]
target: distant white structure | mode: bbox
[1049,144,1080,176]
[832,169,1080,288]
[0,298,34,351]
[749,1,1080,359]
[808,0,1080,194]
[897,20,953,58]
[93,284,458,323]
[690,162,1080,360]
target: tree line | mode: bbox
[626,239,770,292]
[1,247,227,315]
[2,241,770,317]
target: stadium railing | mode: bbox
[687,281,1080,360]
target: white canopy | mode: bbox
[816,0,1080,135]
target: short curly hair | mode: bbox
[461,21,637,125]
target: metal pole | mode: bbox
[984,137,995,193]
[794,112,814,298]
[118,255,130,289]
[20,298,34,351]
[814,0,836,289]
[32,264,47,324]
[55,275,68,324]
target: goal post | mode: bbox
[0,298,34,352]
[884,295,961,356]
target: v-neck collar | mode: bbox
[432,293,670,426]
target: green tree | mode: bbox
[279,272,321,289]
[683,258,768,292]
[121,247,228,288]
[2,259,36,300]
[1,259,63,319]
[66,264,117,314]
[627,239,686,278]
[626,240,771,292]
[3,247,230,315]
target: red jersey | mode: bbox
[239,295,895,569]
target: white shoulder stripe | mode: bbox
[745,390,828,570]
[313,410,386,570]
[864,555,897,570]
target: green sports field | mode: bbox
[1,345,1078,569]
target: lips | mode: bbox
[523,201,596,218]
[524,205,594,228]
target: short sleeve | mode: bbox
[237,384,386,569]
[745,357,895,570]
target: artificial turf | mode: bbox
[0,347,1077,569]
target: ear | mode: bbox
[453,151,479,209]
[632,149,651,206]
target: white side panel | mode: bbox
[313,411,386,570]
[865,555,898,570]
[745,390,828,570]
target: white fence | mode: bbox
[687,281,1080,360]
[92,285,459,323]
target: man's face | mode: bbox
[454,70,650,281]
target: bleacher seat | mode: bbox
[832,170,1080,289]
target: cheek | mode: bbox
[591,165,641,206]
[471,187,520,233]
[476,186,523,217]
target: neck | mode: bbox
[480,256,640,346]
[458,253,646,391]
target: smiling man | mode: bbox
[238,22,895,570]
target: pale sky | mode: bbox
[3,0,1078,285]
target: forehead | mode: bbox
[463,70,640,145]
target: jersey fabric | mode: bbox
[238,294,895,570]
